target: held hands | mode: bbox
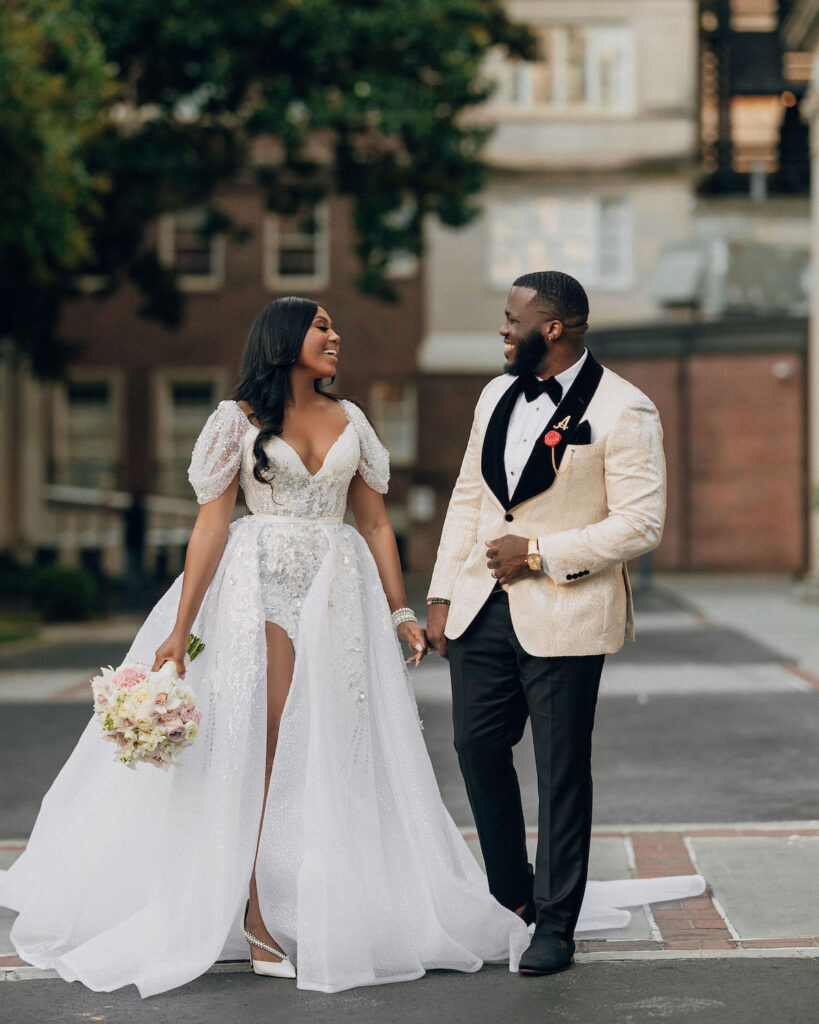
[397,620,429,666]
[485,534,530,586]
[152,631,188,678]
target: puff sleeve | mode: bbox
[341,400,390,494]
[187,401,249,504]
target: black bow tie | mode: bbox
[523,376,563,404]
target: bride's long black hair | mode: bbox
[232,296,337,487]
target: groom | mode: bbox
[426,271,666,975]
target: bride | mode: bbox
[0,297,702,997]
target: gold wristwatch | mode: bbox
[526,537,543,572]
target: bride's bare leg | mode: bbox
[246,620,295,962]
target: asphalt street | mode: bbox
[2,959,817,1024]
[2,681,819,839]
[2,605,818,835]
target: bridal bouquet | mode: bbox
[92,635,205,770]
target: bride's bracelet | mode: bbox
[391,607,417,630]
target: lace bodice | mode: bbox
[188,399,390,515]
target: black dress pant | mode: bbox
[448,590,604,940]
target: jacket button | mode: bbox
[566,573,574,580]
[504,513,514,522]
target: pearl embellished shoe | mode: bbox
[243,903,296,979]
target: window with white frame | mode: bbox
[154,376,223,498]
[368,381,417,468]
[53,376,122,490]
[487,195,633,292]
[158,208,225,291]
[263,201,329,289]
[492,24,635,113]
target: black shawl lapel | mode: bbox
[480,376,524,510]
[509,351,604,508]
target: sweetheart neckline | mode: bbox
[271,421,354,478]
[231,399,355,478]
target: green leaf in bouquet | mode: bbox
[186,634,206,661]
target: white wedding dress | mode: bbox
[0,399,703,997]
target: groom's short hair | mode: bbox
[514,271,589,325]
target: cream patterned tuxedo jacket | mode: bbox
[427,352,666,657]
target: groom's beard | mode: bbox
[505,327,547,378]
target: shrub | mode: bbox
[0,550,33,601]
[29,565,98,621]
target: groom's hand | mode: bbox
[485,535,530,586]
[426,603,450,660]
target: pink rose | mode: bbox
[178,703,201,725]
[164,719,186,743]
[113,665,148,689]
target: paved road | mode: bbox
[2,959,818,1024]
[2,684,818,839]
[2,600,817,835]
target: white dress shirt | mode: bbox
[503,349,588,576]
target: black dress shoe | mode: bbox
[518,933,575,976]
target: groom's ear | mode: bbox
[544,318,563,343]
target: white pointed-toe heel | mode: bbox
[244,932,297,979]
[244,903,296,979]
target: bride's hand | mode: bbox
[152,632,188,678]
[397,621,429,666]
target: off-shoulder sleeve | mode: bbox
[341,400,390,494]
[187,401,249,504]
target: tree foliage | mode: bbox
[0,0,117,371]
[1,0,534,375]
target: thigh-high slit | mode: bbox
[247,620,294,953]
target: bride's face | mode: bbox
[295,307,341,378]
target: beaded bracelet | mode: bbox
[391,607,417,630]
[426,598,451,606]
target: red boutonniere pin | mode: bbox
[544,429,562,472]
